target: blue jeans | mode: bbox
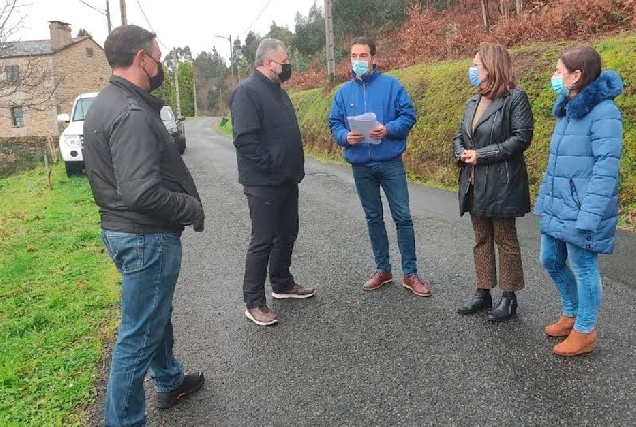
[102,230,185,427]
[540,233,602,333]
[352,157,417,276]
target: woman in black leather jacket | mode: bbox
[452,42,534,322]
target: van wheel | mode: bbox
[65,162,83,176]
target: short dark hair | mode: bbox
[104,25,156,68]
[560,45,602,92]
[351,36,376,56]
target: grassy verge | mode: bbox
[214,116,233,137]
[0,163,119,426]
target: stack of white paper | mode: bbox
[346,112,381,145]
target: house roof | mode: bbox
[0,37,95,59]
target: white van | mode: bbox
[57,92,98,176]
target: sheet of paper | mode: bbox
[347,112,381,145]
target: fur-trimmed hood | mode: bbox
[553,70,623,120]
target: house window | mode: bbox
[86,47,94,57]
[5,65,19,83]
[11,106,24,127]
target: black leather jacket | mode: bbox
[83,76,203,234]
[453,88,534,217]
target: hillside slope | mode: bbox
[290,32,636,227]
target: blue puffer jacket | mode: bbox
[534,71,623,254]
[328,68,416,165]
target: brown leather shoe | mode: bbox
[402,275,431,297]
[271,283,316,299]
[363,271,393,291]
[545,315,576,337]
[245,305,278,326]
[553,329,598,356]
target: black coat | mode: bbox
[230,71,305,186]
[452,88,534,217]
[83,77,203,234]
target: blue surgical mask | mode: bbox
[352,60,369,77]
[468,66,481,87]
[551,75,569,96]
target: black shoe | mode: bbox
[156,372,205,409]
[457,289,492,315]
[488,292,518,322]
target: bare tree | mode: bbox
[500,0,510,20]
[0,0,61,113]
[515,0,523,15]
[480,0,490,32]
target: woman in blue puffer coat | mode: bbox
[534,45,623,357]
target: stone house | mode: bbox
[0,21,111,137]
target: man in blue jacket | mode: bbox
[328,37,431,297]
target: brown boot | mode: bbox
[402,275,431,297]
[363,271,393,291]
[553,329,598,356]
[545,315,576,337]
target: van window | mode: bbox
[160,107,175,121]
[72,97,95,121]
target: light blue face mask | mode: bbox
[468,66,481,87]
[352,60,369,77]
[551,75,570,96]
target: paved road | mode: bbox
[91,118,636,426]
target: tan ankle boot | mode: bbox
[553,330,598,356]
[544,315,575,337]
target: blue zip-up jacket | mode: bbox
[328,68,416,165]
[534,71,623,254]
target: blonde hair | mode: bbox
[477,42,516,99]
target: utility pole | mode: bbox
[119,0,127,25]
[192,74,198,117]
[106,0,112,33]
[174,70,182,117]
[324,0,335,83]
[215,34,234,85]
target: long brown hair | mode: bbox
[478,42,516,99]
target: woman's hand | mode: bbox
[461,149,477,165]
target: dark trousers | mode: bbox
[243,183,299,308]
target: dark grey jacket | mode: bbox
[83,76,203,234]
[453,88,534,217]
[230,71,305,186]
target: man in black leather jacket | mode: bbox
[230,38,315,327]
[83,25,205,426]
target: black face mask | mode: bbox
[143,54,164,92]
[278,63,292,83]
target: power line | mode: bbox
[77,0,106,16]
[134,0,169,50]
[238,0,273,37]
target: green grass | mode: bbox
[0,163,120,426]
[214,116,233,137]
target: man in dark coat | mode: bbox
[230,38,315,326]
[83,25,205,426]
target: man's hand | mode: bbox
[460,149,477,165]
[346,131,364,145]
[192,210,205,232]
[369,123,387,140]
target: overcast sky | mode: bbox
[12,0,319,61]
